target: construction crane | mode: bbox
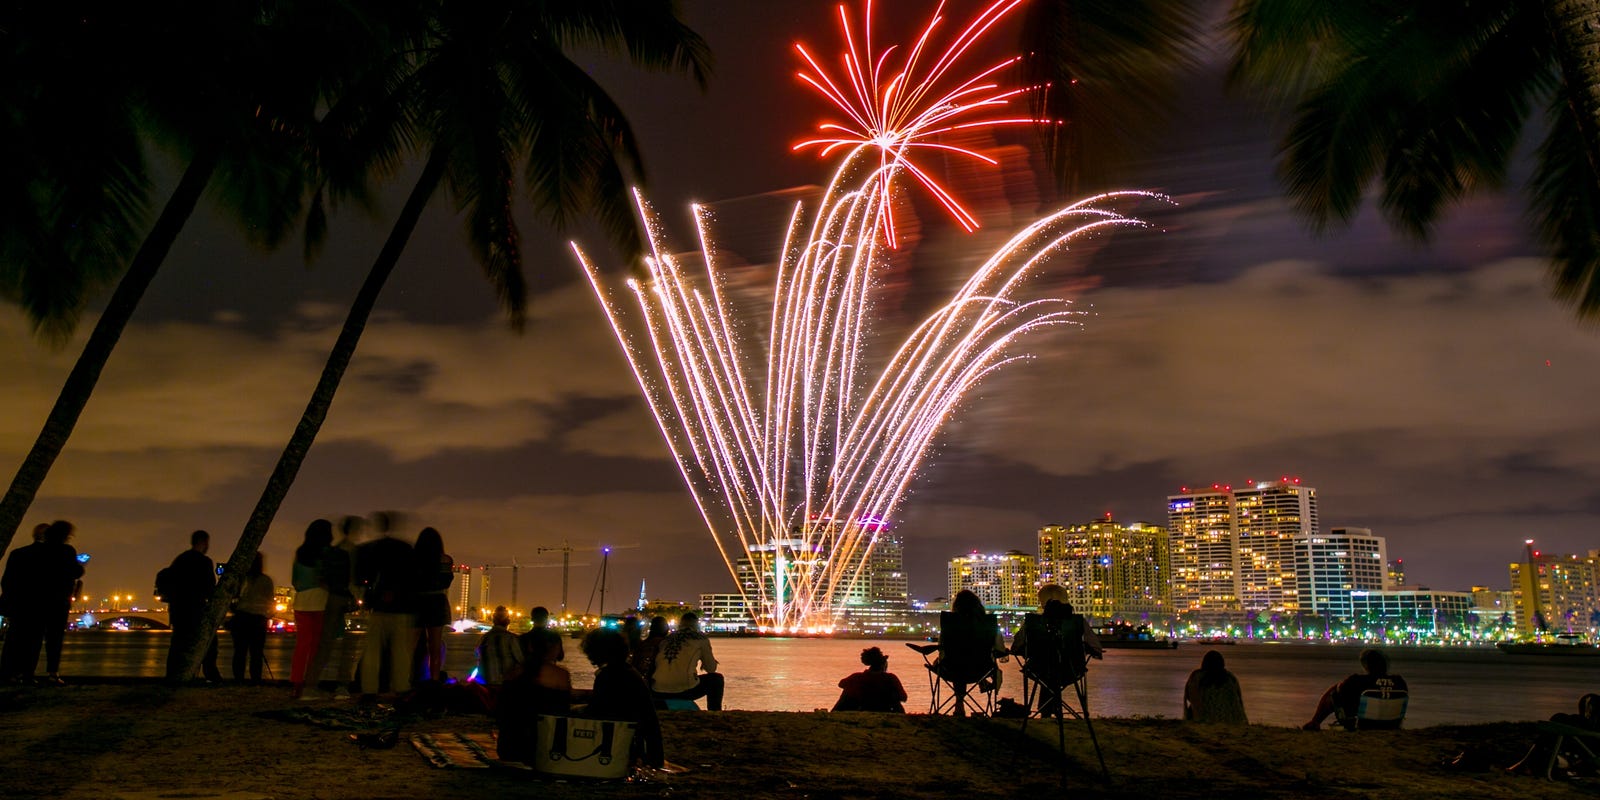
[516,541,641,616]
[534,542,574,615]
[479,559,570,613]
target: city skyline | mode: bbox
[4,1,1600,610]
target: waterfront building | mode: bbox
[736,535,829,627]
[1233,479,1317,614]
[1470,586,1516,637]
[1038,518,1169,622]
[948,550,1038,609]
[837,531,911,631]
[1508,546,1600,635]
[732,518,907,629]
[1349,589,1474,636]
[1167,486,1240,621]
[1168,478,1318,619]
[699,593,756,630]
[1387,559,1406,589]
[1294,527,1387,621]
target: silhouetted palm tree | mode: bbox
[0,1,405,562]
[184,0,712,676]
[1229,0,1600,320]
[1019,0,1202,195]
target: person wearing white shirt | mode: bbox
[648,612,724,710]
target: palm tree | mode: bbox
[0,1,407,561]
[1228,0,1600,320]
[182,0,712,677]
[1019,0,1203,195]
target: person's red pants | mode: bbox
[290,611,326,688]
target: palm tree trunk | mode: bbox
[180,149,449,681]
[0,147,221,560]
[1546,0,1600,185]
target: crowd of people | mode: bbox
[4,523,1597,777]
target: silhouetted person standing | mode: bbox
[165,530,222,682]
[354,524,416,698]
[0,520,84,684]
[229,552,275,683]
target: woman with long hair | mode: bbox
[1183,649,1247,724]
[289,519,333,698]
[230,551,275,684]
[411,527,454,682]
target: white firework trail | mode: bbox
[571,0,1166,630]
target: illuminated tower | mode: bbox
[1167,486,1240,621]
[1233,478,1318,614]
[947,550,1038,609]
[1509,543,1600,635]
[1294,527,1387,621]
[1039,518,1169,621]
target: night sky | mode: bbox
[4,1,1598,612]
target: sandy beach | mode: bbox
[0,683,1594,800]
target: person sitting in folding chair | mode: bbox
[1010,584,1102,717]
[908,590,1007,716]
[1008,585,1110,784]
[1303,648,1408,731]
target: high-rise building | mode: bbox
[838,531,911,630]
[1233,479,1317,613]
[1386,559,1406,589]
[1508,543,1600,635]
[1169,478,1319,618]
[948,550,1038,609]
[733,518,908,630]
[1167,487,1240,620]
[1294,527,1387,620]
[1038,518,1170,621]
[699,593,756,630]
[736,537,829,627]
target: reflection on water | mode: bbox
[54,632,1593,726]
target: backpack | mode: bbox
[154,566,178,601]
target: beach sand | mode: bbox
[0,684,1592,799]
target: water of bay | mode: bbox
[54,632,1592,727]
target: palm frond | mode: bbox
[1021,0,1202,194]
[537,0,711,87]
[1531,95,1600,321]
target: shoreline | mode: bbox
[1,684,1594,799]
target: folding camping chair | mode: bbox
[1012,609,1109,784]
[1336,683,1409,731]
[906,611,1002,717]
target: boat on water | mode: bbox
[1094,623,1178,650]
[1192,636,1237,645]
[1496,633,1600,657]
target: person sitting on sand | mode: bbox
[632,615,669,680]
[1302,648,1407,730]
[475,605,523,687]
[1183,649,1247,725]
[651,612,724,710]
[582,627,665,770]
[833,646,907,712]
[520,605,565,665]
[1507,693,1600,777]
[495,619,572,762]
